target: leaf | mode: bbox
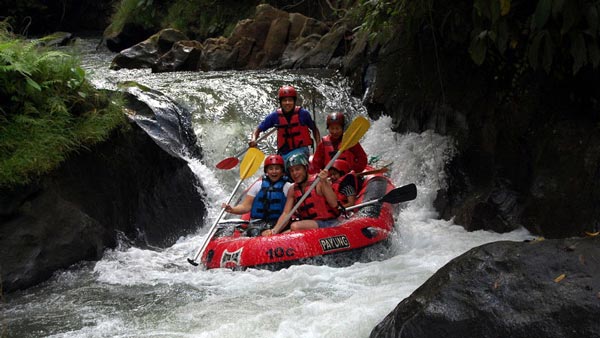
[469,32,488,65]
[497,20,509,53]
[552,0,565,19]
[528,30,546,70]
[586,4,599,36]
[474,0,491,19]
[490,0,501,24]
[553,273,566,283]
[25,76,41,91]
[561,1,580,36]
[500,0,511,16]
[588,39,600,68]
[570,32,587,74]
[532,0,553,31]
[541,31,554,73]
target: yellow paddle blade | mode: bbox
[339,116,370,151]
[239,147,265,179]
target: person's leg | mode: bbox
[290,219,318,231]
[316,219,339,228]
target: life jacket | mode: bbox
[321,135,356,166]
[276,106,312,153]
[293,175,340,220]
[250,175,288,220]
[331,171,360,205]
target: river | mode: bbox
[0,38,532,338]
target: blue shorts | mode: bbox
[316,219,339,228]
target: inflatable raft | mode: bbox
[198,172,415,270]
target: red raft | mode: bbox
[199,170,406,270]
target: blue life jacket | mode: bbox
[250,175,288,220]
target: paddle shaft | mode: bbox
[234,128,276,158]
[188,178,244,265]
[279,150,342,226]
[344,197,382,211]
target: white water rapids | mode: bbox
[1,39,532,338]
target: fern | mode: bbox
[0,30,126,187]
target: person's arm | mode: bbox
[300,109,320,146]
[311,140,325,172]
[312,124,321,144]
[269,188,295,235]
[222,195,254,215]
[344,195,356,208]
[249,128,261,148]
[222,181,259,214]
[249,113,276,147]
[351,143,368,172]
[339,176,358,207]
[316,169,338,208]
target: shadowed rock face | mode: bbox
[0,90,206,293]
[370,237,600,338]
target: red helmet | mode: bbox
[326,112,345,128]
[278,85,297,100]
[331,159,351,175]
[264,155,284,172]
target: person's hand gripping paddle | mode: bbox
[188,147,265,266]
[215,129,276,170]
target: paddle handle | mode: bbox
[235,128,276,158]
[188,178,244,265]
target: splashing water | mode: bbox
[0,39,532,338]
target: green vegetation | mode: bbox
[353,0,600,78]
[106,0,257,40]
[0,26,125,187]
[470,0,600,75]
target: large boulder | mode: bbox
[152,40,204,73]
[0,88,206,293]
[105,22,155,53]
[370,236,600,338]
[110,28,188,70]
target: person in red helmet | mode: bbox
[222,154,292,236]
[266,153,340,236]
[312,111,367,173]
[328,159,362,208]
[249,85,320,166]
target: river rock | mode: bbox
[152,40,204,73]
[370,236,600,338]
[0,89,206,293]
[110,28,188,70]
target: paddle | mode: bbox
[274,116,370,232]
[216,128,276,170]
[188,147,265,266]
[345,183,417,211]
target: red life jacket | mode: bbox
[293,175,340,220]
[277,107,312,152]
[321,135,356,166]
[331,171,359,205]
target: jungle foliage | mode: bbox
[0,25,125,187]
[354,0,600,78]
[106,0,257,40]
